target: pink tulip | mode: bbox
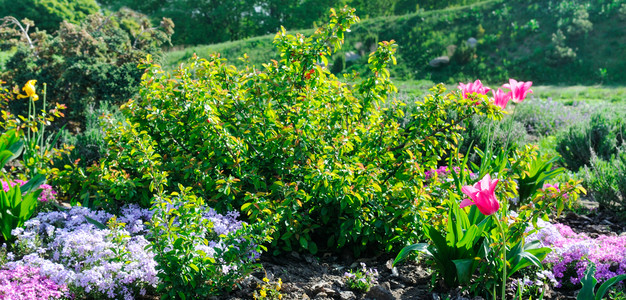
[502,79,532,103]
[491,88,511,109]
[460,174,500,216]
[458,80,491,99]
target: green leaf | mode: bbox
[393,243,429,266]
[21,173,45,194]
[299,236,308,250]
[452,258,475,285]
[189,263,200,272]
[595,274,626,300]
[578,263,598,300]
[308,241,318,255]
[85,216,107,230]
[173,237,184,249]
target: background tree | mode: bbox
[0,0,100,34]
[1,9,174,132]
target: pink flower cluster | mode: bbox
[458,79,533,109]
[527,220,626,288]
[0,265,68,299]
[1,180,57,203]
[425,166,458,180]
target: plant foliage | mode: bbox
[91,7,503,255]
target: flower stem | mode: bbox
[494,215,507,300]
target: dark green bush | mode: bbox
[451,41,475,65]
[582,148,626,215]
[60,103,122,168]
[555,109,625,171]
[1,9,173,131]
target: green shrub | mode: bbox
[60,102,122,168]
[582,148,626,215]
[451,41,475,65]
[104,7,502,255]
[53,115,161,210]
[1,9,173,131]
[547,30,577,66]
[555,110,625,171]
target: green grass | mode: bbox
[393,80,626,103]
[531,85,626,103]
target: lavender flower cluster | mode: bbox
[0,265,67,300]
[527,219,626,288]
[203,208,262,263]
[1,180,57,202]
[4,205,158,299]
[513,97,588,136]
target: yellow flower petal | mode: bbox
[17,80,38,101]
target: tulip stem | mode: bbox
[494,216,507,300]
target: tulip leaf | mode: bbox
[393,243,430,267]
[21,173,45,194]
[578,263,598,300]
[427,225,449,258]
[594,274,626,300]
[457,225,479,248]
[452,258,475,285]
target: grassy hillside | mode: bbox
[165,0,626,85]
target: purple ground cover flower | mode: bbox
[4,204,260,299]
[527,219,626,288]
[5,205,158,299]
[0,265,68,299]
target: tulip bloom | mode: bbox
[460,174,500,216]
[502,79,532,103]
[458,79,491,99]
[17,80,38,101]
[491,88,511,109]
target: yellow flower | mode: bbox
[260,290,267,297]
[17,80,38,101]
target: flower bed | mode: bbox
[528,219,626,288]
[1,204,260,299]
